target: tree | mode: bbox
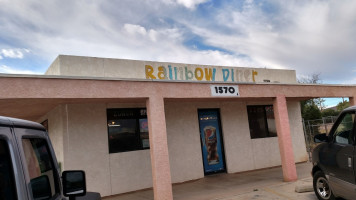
[301,102,322,121]
[298,73,321,84]
[298,73,324,120]
[321,108,339,118]
[314,98,326,111]
[336,100,350,112]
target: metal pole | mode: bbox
[303,119,310,162]
[302,118,308,152]
[307,120,312,161]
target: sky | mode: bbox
[1,0,356,106]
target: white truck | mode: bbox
[0,116,101,200]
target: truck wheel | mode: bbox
[313,171,335,200]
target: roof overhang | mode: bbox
[0,74,355,120]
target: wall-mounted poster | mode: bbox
[198,110,225,174]
[139,118,150,148]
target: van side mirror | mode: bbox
[30,175,52,200]
[62,170,86,199]
[314,134,329,143]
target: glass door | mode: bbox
[198,109,226,174]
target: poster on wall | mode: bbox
[198,110,225,174]
[139,118,150,148]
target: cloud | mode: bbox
[124,24,147,36]
[175,0,210,9]
[0,0,243,68]
[180,0,356,82]
[0,0,356,84]
[0,65,40,74]
[0,48,25,59]
[160,0,210,9]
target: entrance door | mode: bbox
[198,109,226,174]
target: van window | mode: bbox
[0,139,17,199]
[22,138,59,199]
[333,112,355,145]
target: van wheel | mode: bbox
[313,171,335,200]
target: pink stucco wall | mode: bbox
[0,76,355,199]
[0,76,355,120]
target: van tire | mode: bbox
[313,171,335,200]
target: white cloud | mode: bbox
[0,65,40,74]
[0,0,246,69]
[181,0,356,82]
[1,0,356,83]
[1,49,24,59]
[148,29,158,42]
[124,24,147,36]
[161,0,209,9]
[176,0,209,9]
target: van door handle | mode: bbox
[348,157,352,168]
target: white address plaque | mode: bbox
[210,85,240,97]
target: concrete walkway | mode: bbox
[103,162,317,200]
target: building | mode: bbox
[1,55,356,199]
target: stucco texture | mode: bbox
[38,105,66,169]
[64,104,112,196]
[40,100,307,197]
[165,100,307,177]
[45,55,297,84]
[165,102,205,183]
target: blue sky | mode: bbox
[1,0,356,107]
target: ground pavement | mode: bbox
[103,162,317,200]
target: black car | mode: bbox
[312,106,356,200]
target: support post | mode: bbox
[273,95,298,182]
[349,97,356,106]
[146,96,173,200]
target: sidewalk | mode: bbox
[216,177,315,200]
[103,162,317,200]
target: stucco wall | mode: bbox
[219,102,257,172]
[37,105,66,169]
[41,100,307,197]
[165,100,308,177]
[287,101,309,162]
[46,103,154,196]
[45,55,297,84]
[64,104,112,196]
[45,56,61,75]
[165,102,205,183]
[107,103,153,194]
[245,101,282,170]
[109,150,152,194]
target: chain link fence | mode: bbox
[302,116,338,161]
